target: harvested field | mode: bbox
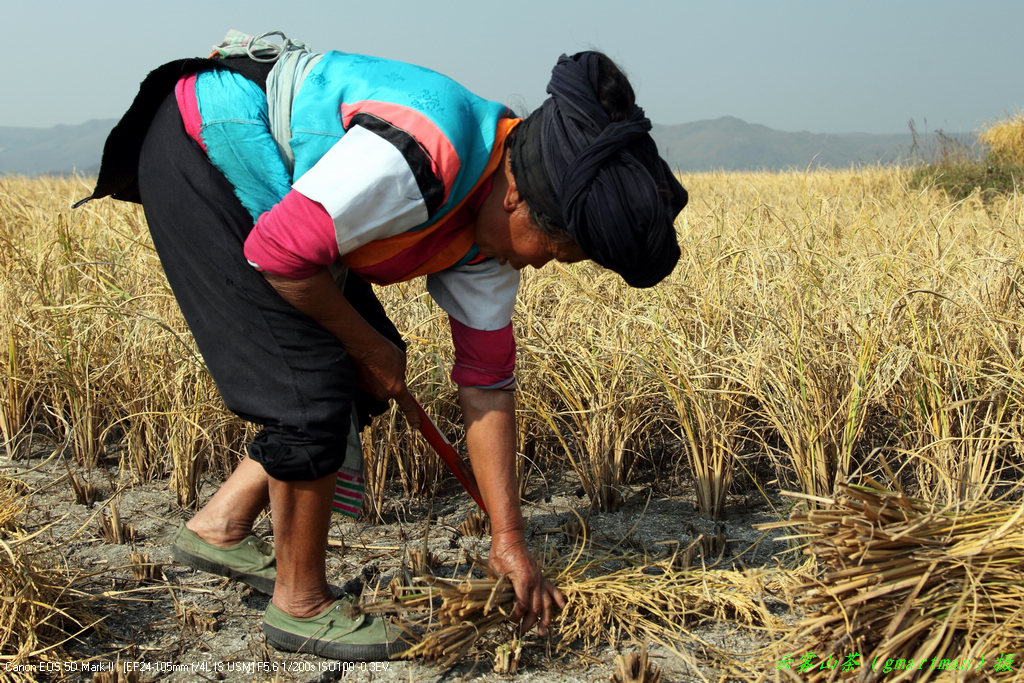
[1,168,1022,681]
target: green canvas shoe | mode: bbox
[171,523,276,595]
[263,596,406,661]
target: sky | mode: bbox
[4,0,1023,135]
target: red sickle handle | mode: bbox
[411,398,488,514]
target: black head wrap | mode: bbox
[510,52,687,288]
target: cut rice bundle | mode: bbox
[364,550,790,669]
[762,479,1024,681]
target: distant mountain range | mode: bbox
[0,116,970,177]
[653,117,936,171]
[0,120,114,176]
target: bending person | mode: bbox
[80,32,687,661]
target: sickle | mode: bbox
[411,397,487,513]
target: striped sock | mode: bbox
[332,467,365,518]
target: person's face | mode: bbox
[475,155,587,270]
[477,203,586,270]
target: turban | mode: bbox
[509,52,687,288]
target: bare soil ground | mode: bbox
[3,444,793,683]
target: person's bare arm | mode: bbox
[262,270,420,428]
[458,387,565,635]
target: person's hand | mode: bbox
[260,269,421,430]
[351,338,420,429]
[488,533,565,636]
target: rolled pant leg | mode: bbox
[137,92,358,481]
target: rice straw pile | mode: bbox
[0,477,96,674]
[364,547,790,671]
[553,558,786,657]
[0,534,96,672]
[763,479,1024,682]
[365,567,517,666]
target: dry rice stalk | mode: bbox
[175,604,219,633]
[554,558,784,656]
[97,500,135,545]
[458,510,490,537]
[0,534,96,666]
[761,478,1024,682]
[493,637,522,674]
[0,477,27,531]
[363,565,516,667]
[611,644,662,683]
[69,472,101,506]
[406,548,439,575]
[364,549,789,670]
[128,552,162,583]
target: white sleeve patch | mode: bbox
[426,259,520,331]
[292,126,429,255]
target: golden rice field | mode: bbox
[982,114,1024,166]
[1,167,1022,681]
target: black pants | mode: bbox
[137,93,402,481]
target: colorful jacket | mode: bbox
[175,51,520,390]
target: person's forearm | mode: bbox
[458,387,524,542]
[262,270,381,358]
[461,388,564,636]
[263,269,419,425]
